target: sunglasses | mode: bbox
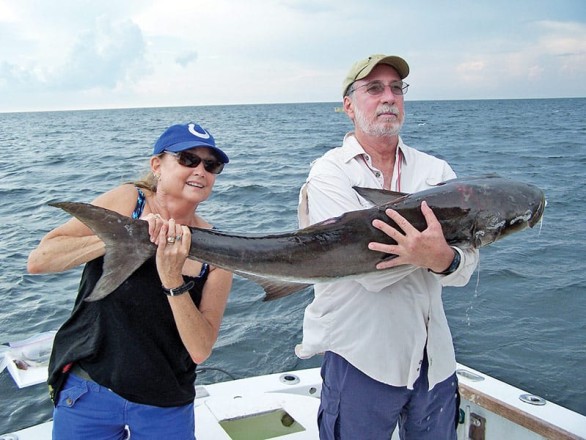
[166,151,225,174]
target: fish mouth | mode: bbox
[529,195,547,228]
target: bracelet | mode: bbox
[431,248,461,276]
[162,280,195,297]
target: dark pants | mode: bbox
[318,351,459,440]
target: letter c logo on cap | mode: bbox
[188,123,211,139]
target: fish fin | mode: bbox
[50,202,156,302]
[353,187,409,206]
[235,271,313,301]
[262,281,314,301]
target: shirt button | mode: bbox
[66,398,73,406]
[374,171,381,178]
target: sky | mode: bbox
[0,0,585,113]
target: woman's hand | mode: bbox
[155,219,191,288]
[141,213,167,244]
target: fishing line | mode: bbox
[538,200,547,236]
[465,254,481,327]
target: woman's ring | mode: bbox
[175,235,182,241]
[166,237,176,244]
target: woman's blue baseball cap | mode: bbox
[153,122,230,163]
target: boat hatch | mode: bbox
[197,392,320,439]
[220,408,305,439]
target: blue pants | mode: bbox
[52,373,195,440]
[318,351,458,440]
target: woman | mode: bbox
[27,122,233,439]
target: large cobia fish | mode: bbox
[50,175,545,302]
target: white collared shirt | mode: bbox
[296,133,479,389]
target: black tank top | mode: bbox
[48,189,209,407]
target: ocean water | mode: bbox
[0,98,585,434]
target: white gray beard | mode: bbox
[354,104,404,137]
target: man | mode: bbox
[296,54,479,439]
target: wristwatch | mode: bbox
[432,248,461,276]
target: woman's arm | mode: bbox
[167,266,233,364]
[27,184,139,274]
[156,223,233,364]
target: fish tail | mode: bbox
[49,202,156,301]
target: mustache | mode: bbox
[376,105,400,116]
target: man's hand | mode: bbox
[368,201,455,272]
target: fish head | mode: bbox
[471,178,546,247]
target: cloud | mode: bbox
[0,61,39,88]
[456,61,487,81]
[1,0,585,111]
[175,51,198,68]
[53,16,149,90]
[534,20,586,75]
[0,14,149,93]
[528,65,545,81]
[411,17,586,100]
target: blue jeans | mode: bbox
[318,351,458,440]
[52,373,195,440]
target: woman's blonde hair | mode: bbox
[129,154,163,193]
[133,171,158,193]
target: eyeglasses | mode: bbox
[349,80,409,96]
[166,151,225,174]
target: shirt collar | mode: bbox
[341,132,408,166]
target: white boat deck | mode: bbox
[3,363,586,440]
